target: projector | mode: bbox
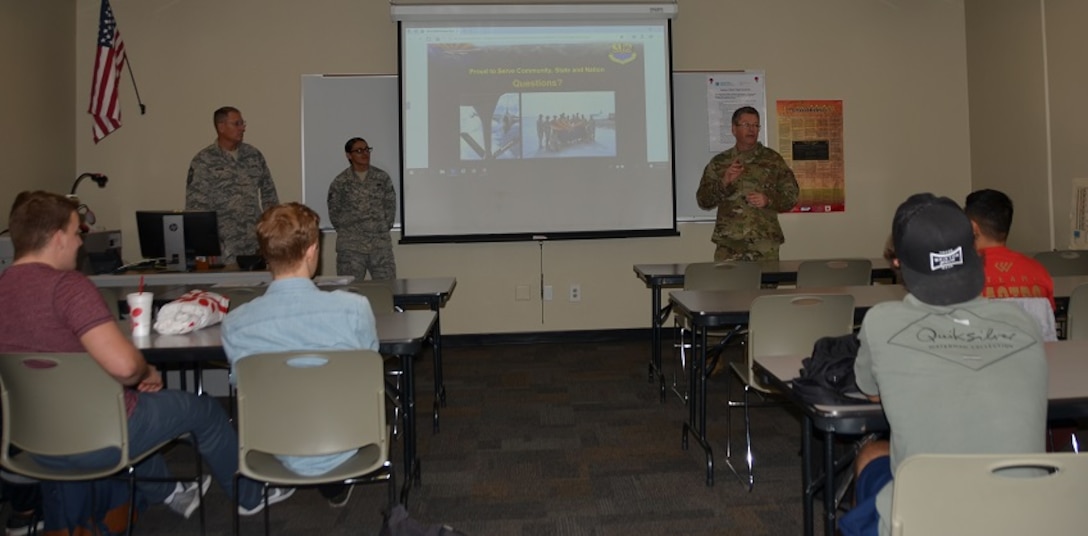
[78,230,124,275]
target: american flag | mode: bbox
[88,0,127,143]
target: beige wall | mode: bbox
[965,0,1051,252]
[0,1,75,225]
[1041,0,1088,250]
[965,0,1088,253]
[52,0,973,333]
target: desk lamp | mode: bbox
[69,173,109,231]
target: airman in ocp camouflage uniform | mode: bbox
[185,106,279,265]
[327,137,397,280]
[696,106,798,262]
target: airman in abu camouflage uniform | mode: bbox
[696,106,798,262]
[327,137,397,280]
[185,106,279,265]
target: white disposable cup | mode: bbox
[126,292,154,337]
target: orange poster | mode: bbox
[776,100,845,213]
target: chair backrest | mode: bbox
[343,282,396,313]
[235,350,387,461]
[684,262,762,291]
[0,353,130,478]
[890,453,1088,536]
[796,259,872,288]
[1034,250,1088,277]
[221,286,267,310]
[745,294,855,388]
[1066,283,1088,340]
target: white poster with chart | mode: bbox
[1070,178,1088,249]
[705,71,766,153]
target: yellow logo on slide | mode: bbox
[609,43,637,65]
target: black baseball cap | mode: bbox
[892,193,984,306]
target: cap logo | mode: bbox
[929,246,964,272]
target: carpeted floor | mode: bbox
[40,340,817,535]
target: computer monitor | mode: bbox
[135,210,221,272]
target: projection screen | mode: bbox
[396,4,677,242]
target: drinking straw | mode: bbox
[138,275,144,295]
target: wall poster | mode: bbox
[776,100,845,213]
[705,71,766,153]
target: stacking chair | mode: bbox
[889,453,1088,535]
[725,293,855,490]
[233,350,395,536]
[0,353,206,536]
[1034,250,1088,277]
[1065,283,1088,341]
[796,259,872,288]
[671,262,762,403]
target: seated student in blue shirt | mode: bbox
[222,202,380,508]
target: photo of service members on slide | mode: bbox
[457,91,617,161]
[428,39,645,165]
[523,91,615,158]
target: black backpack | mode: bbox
[791,333,865,405]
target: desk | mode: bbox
[132,310,436,500]
[634,259,894,402]
[105,275,456,431]
[754,339,1088,536]
[668,284,907,486]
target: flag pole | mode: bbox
[123,55,146,115]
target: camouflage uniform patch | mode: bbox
[185,142,278,264]
[327,165,397,280]
[696,142,798,259]
[336,249,396,281]
[713,239,780,262]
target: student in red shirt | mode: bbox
[964,189,1054,309]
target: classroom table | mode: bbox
[132,310,436,501]
[99,274,457,432]
[668,284,907,486]
[754,339,1088,536]
[634,259,894,402]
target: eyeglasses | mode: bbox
[735,122,761,130]
[351,147,373,154]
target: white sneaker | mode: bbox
[239,487,296,516]
[327,484,354,508]
[165,475,212,520]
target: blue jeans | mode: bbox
[839,456,893,536]
[35,389,263,510]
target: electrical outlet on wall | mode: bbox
[569,284,581,302]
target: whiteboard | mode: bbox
[672,71,767,221]
[301,74,401,230]
[301,72,751,226]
